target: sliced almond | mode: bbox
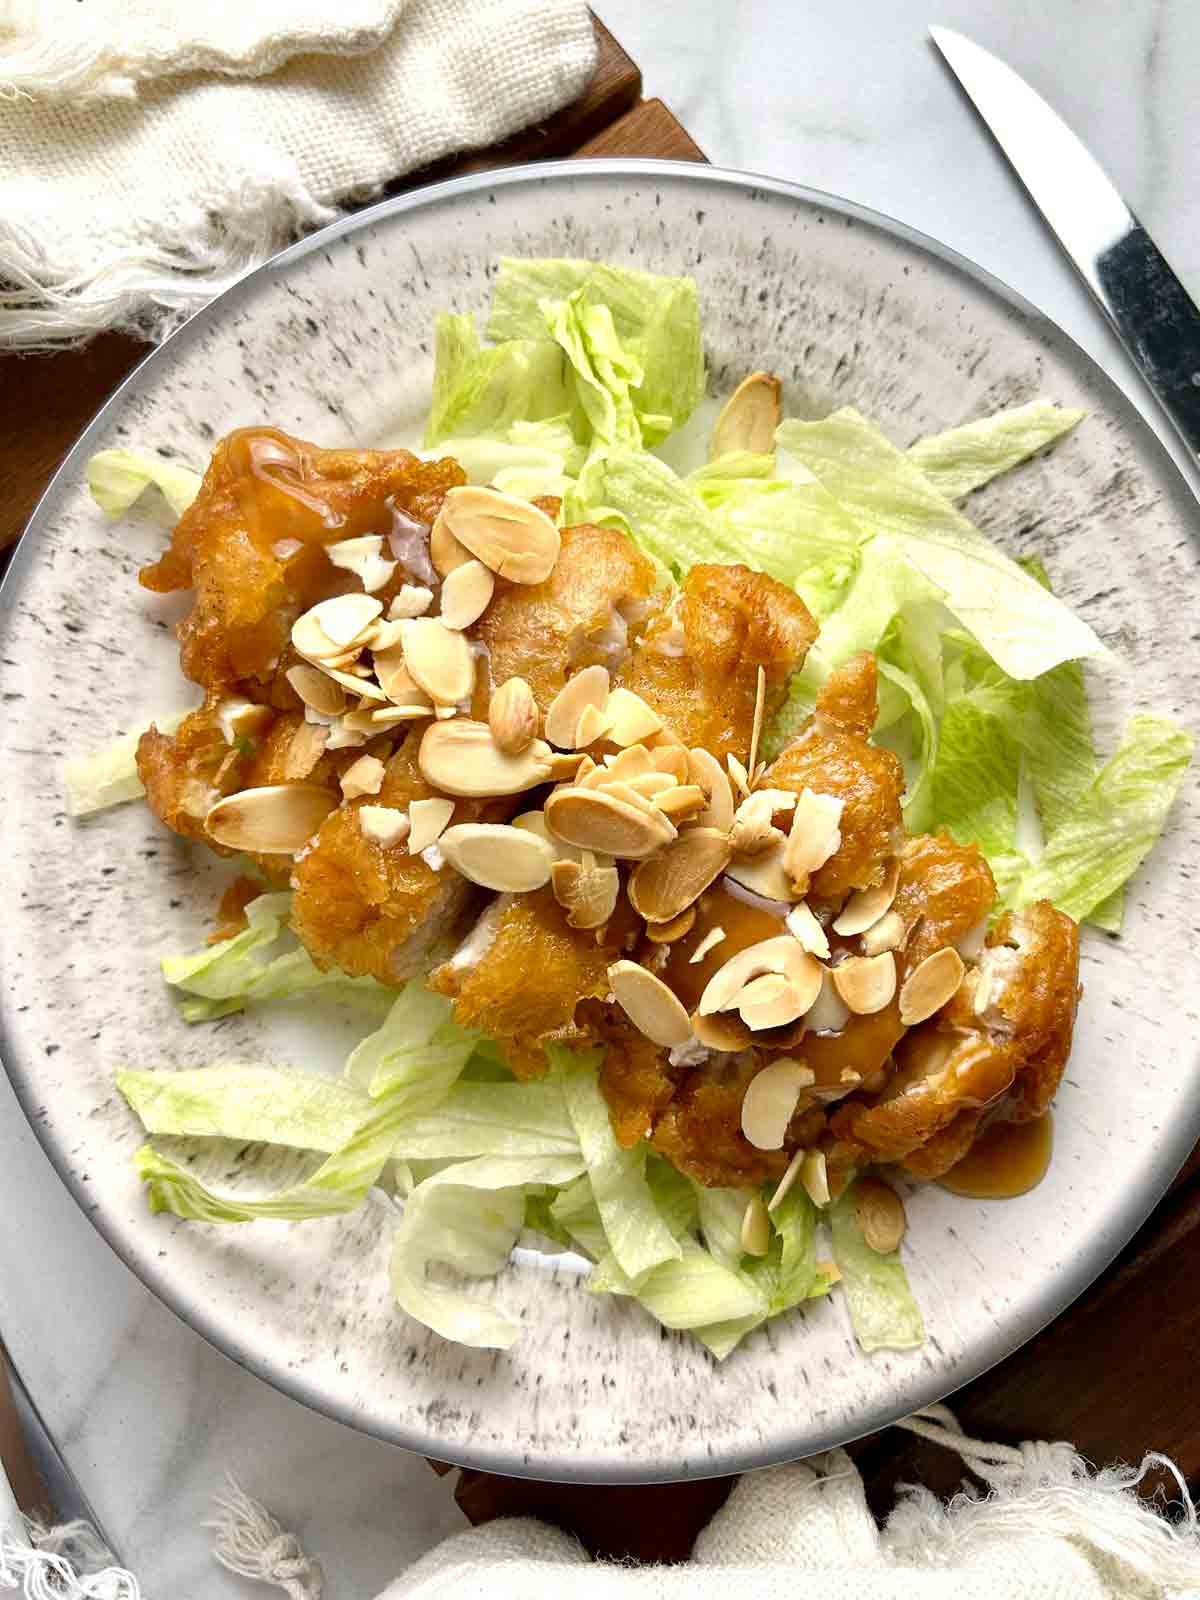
[398,617,474,707]
[727,752,751,799]
[608,960,693,1047]
[730,790,786,857]
[740,1057,814,1150]
[604,745,656,783]
[724,842,797,902]
[785,901,830,959]
[436,485,560,584]
[691,1009,752,1052]
[769,1149,805,1211]
[418,719,554,797]
[407,796,455,854]
[304,594,383,649]
[832,859,900,937]
[545,785,675,860]
[439,559,495,631]
[807,967,850,1036]
[622,771,676,800]
[286,664,348,717]
[854,1177,906,1255]
[340,754,386,800]
[689,926,727,964]
[652,784,707,820]
[358,805,410,848]
[737,972,808,1032]
[364,619,407,653]
[898,946,965,1026]
[575,702,616,747]
[430,516,472,578]
[341,704,428,735]
[644,906,697,944]
[215,697,274,745]
[545,665,611,749]
[291,611,343,663]
[650,745,690,784]
[629,827,733,924]
[711,371,782,459]
[488,677,538,755]
[832,952,897,1015]
[740,1192,770,1257]
[783,788,845,890]
[325,722,369,751]
[439,822,555,892]
[687,747,735,831]
[388,584,434,620]
[800,1149,830,1208]
[699,935,822,1017]
[205,784,337,854]
[282,721,329,781]
[326,535,396,594]
[746,664,767,784]
[578,761,612,789]
[551,857,620,930]
[861,909,908,957]
[315,665,389,704]
[603,687,663,747]
[546,752,590,781]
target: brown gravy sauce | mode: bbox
[659,882,784,1013]
[939,1113,1053,1199]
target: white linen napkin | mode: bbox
[0,0,597,349]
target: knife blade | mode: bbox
[929,24,1200,465]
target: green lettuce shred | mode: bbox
[906,400,1084,501]
[87,448,202,519]
[829,1182,925,1353]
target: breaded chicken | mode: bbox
[140,428,464,693]
[617,564,818,758]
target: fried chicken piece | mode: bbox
[893,831,997,971]
[140,428,465,693]
[475,522,661,709]
[430,889,611,1077]
[617,564,818,759]
[597,1020,677,1148]
[765,660,906,901]
[651,1053,790,1189]
[208,875,264,943]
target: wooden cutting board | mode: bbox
[1,8,1196,1552]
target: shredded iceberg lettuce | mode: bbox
[118,1063,369,1152]
[829,1183,925,1353]
[906,400,1084,501]
[87,448,202,519]
[64,710,187,816]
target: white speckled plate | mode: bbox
[2,162,1198,1482]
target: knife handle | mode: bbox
[1095,223,1200,462]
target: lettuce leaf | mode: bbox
[541,291,647,449]
[551,1044,682,1279]
[829,1182,925,1353]
[907,400,1084,501]
[424,312,573,445]
[64,711,187,816]
[548,1173,609,1260]
[567,447,743,575]
[343,983,479,1102]
[86,448,202,519]
[587,1236,765,1331]
[387,1081,579,1159]
[118,1063,368,1152]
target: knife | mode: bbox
[929,25,1200,466]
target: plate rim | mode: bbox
[2,157,1198,1483]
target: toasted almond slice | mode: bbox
[430,516,472,578]
[282,720,329,781]
[488,677,538,755]
[601,778,666,815]
[407,797,455,853]
[388,584,434,620]
[286,664,348,717]
[608,960,693,1047]
[623,770,676,799]
[439,822,555,892]
[691,1010,752,1052]
[644,906,698,945]
[341,704,425,735]
[747,664,767,783]
[434,704,458,721]
[806,966,850,1033]
[372,644,431,706]
[861,909,908,957]
[699,934,822,1016]
[832,859,900,936]
[579,761,615,789]
[418,719,554,797]
[737,972,808,1032]
[689,926,727,964]
[603,687,663,747]
[604,745,656,782]
[783,788,845,890]
[306,594,383,649]
[832,952,897,1015]
[439,559,495,631]
[800,1149,830,1207]
[340,754,386,799]
[326,535,396,594]
[727,752,751,799]
[398,617,474,706]
[545,665,611,749]
[730,790,786,857]
[741,1057,813,1150]
[769,1149,805,1211]
[687,747,735,831]
[741,1192,770,1257]
[437,485,561,584]
[551,857,620,930]
[854,1177,906,1254]
[546,752,590,781]
[365,619,406,652]
[291,611,344,662]
[545,785,675,860]
[325,721,369,751]
[629,827,733,924]
[573,756,599,784]
[575,702,616,747]
[317,664,389,703]
[650,745,690,783]
[215,697,274,745]
[899,946,965,1025]
[205,784,337,854]
[785,902,830,959]
[358,805,410,848]
[724,843,797,903]
[653,784,707,820]
[711,371,782,459]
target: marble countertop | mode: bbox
[2,2,1197,1595]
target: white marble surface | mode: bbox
[1,2,1197,1595]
